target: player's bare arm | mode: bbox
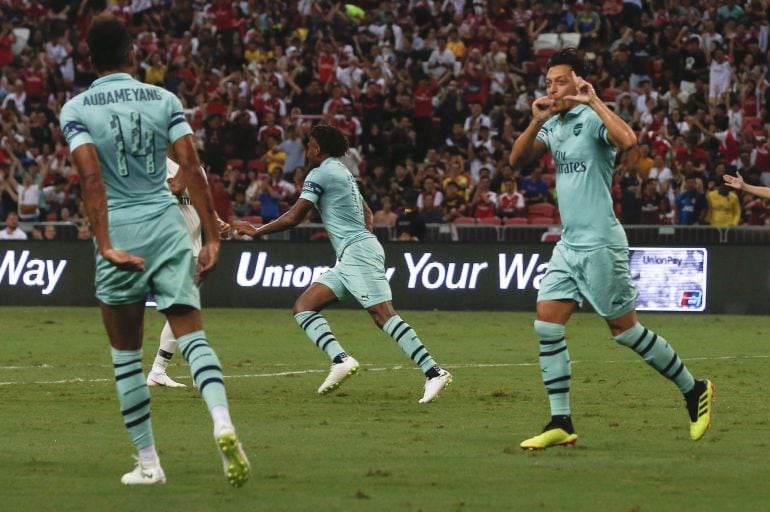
[565,71,636,150]
[508,97,551,166]
[70,144,144,271]
[362,199,374,232]
[172,134,219,283]
[724,172,770,200]
[232,198,315,237]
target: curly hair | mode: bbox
[309,124,349,158]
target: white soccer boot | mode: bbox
[120,457,166,485]
[317,355,360,395]
[215,428,250,488]
[418,369,453,404]
[147,372,186,388]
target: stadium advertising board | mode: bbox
[0,242,766,313]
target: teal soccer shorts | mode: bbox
[94,205,199,311]
[537,242,638,319]
[316,237,393,309]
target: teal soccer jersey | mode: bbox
[536,104,627,250]
[300,157,374,258]
[60,73,193,225]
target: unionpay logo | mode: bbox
[680,290,703,308]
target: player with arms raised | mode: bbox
[509,49,713,449]
[60,14,249,485]
[234,125,452,403]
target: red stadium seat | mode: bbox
[243,215,263,225]
[529,216,556,225]
[226,159,244,170]
[541,231,562,242]
[503,216,528,225]
[601,88,619,102]
[541,174,556,187]
[527,203,557,219]
[477,216,502,225]
[247,159,266,173]
[453,216,477,224]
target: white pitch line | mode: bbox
[0,354,768,387]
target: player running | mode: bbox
[60,14,249,485]
[508,49,713,450]
[146,157,230,388]
[233,124,452,403]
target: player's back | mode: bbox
[305,158,373,257]
[61,73,187,225]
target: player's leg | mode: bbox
[146,320,186,387]
[586,246,713,441]
[95,220,165,484]
[607,310,713,441]
[153,205,248,486]
[521,244,581,450]
[101,300,166,485]
[293,280,359,394]
[368,300,452,403]
[164,305,248,487]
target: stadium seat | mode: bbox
[601,88,619,102]
[541,231,562,243]
[541,174,556,187]
[453,216,477,224]
[247,159,266,172]
[503,216,528,225]
[527,203,557,219]
[243,215,263,225]
[533,33,559,52]
[478,216,502,226]
[529,216,556,225]
[227,159,244,170]
[559,32,581,50]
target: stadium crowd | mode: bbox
[1,0,770,242]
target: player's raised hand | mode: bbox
[231,219,258,237]
[723,172,745,190]
[195,242,220,285]
[531,97,554,123]
[564,71,598,105]
[102,248,145,272]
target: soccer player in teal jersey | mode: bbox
[233,125,452,403]
[509,49,713,449]
[59,14,249,486]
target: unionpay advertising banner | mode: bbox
[0,241,767,313]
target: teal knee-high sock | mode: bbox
[177,331,228,410]
[382,315,438,374]
[294,311,346,361]
[111,348,154,450]
[614,322,695,394]
[534,320,571,416]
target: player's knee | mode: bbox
[368,308,394,329]
[534,319,565,341]
[291,301,308,316]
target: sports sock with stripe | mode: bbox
[177,331,229,411]
[534,320,571,416]
[150,321,177,375]
[614,322,695,394]
[111,347,154,450]
[382,315,438,375]
[294,311,346,361]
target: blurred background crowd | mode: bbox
[1,0,770,242]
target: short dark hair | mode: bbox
[87,13,132,72]
[548,48,589,78]
[310,124,349,158]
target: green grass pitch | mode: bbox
[1,307,769,511]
